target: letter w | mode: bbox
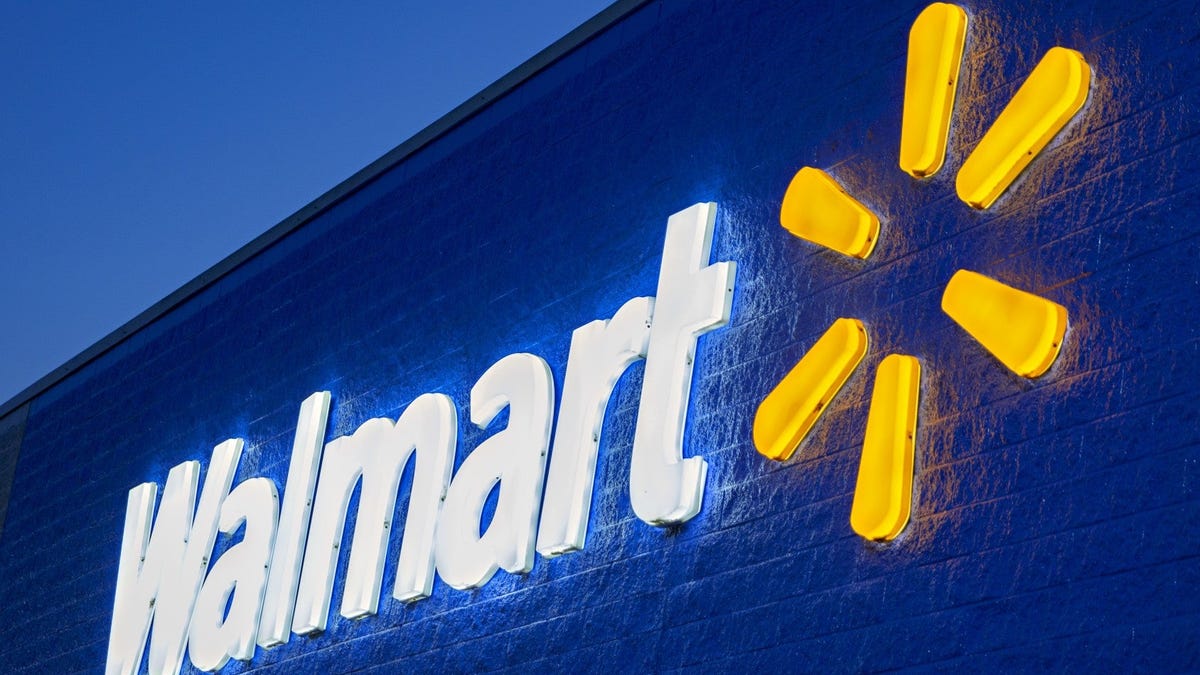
[106,440,242,675]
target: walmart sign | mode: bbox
[106,204,736,674]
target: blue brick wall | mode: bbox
[1,0,1197,671]
[0,402,28,546]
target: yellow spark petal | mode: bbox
[753,318,869,461]
[780,168,880,259]
[956,47,1091,208]
[899,3,968,178]
[941,269,1068,377]
[851,354,920,541]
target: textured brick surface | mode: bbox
[0,403,29,546]
[0,0,1198,672]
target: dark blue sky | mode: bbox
[0,1,611,405]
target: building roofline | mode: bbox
[0,0,651,421]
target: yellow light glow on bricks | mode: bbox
[754,318,868,461]
[850,354,920,541]
[941,270,1067,377]
[899,3,967,178]
[780,167,880,259]
[956,47,1091,208]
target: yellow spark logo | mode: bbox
[752,3,1090,541]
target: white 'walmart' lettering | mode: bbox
[105,203,736,674]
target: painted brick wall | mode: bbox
[0,403,28,546]
[0,0,1197,672]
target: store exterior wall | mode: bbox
[0,0,1197,672]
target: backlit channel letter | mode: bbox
[630,202,736,525]
[436,354,556,589]
[292,393,456,634]
[538,297,654,557]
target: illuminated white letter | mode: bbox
[630,203,735,525]
[537,297,653,557]
[148,439,243,673]
[188,477,280,671]
[293,393,456,635]
[106,439,243,675]
[436,353,554,589]
[257,392,330,649]
[106,463,198,675]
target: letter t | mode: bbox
[630,202,735,525]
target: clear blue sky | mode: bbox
[0,1,612,405]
